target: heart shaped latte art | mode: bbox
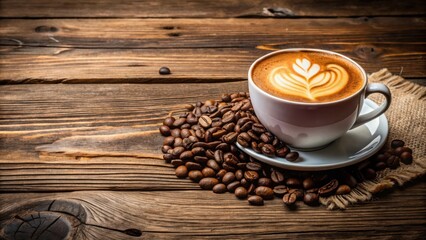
[269,58,349,101]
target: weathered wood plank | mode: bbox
[0,0,424,18]
[0,18,424,83]
[1,186,425,239]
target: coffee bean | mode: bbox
[234,169,243,180]
[248,195,264,206]
[216,169,227,180]
[171,159,184,167]
[200,167,215,178]
[276,147,289,158]
[186,162,202,171]
[237,132,251,148]
[244,170,259,182]
[212,129,227,139]
[172,146,186,157]
[258,177,272,187]
[170,128,181,138]
[227,181,241,193]
[221,94,232,102]
[188,170,203,182]
[163,136,175,146]
[223,132,238,144]
[161,145,172,154]
[175,165,188,178]
[213,183,227,193]
[222,162,236,172]
[241,101,252,111]
[222,122,236,132]
[199,177,219,190]
[255,186,274,200]
[192,141,208,149]
[303,177,315,189]
[172,118,186,128]
[199,115,212,128]
[260,132,274,143]
[222,172,236,185]
[286,152,299,162]
[270,170,285,184]
[159,125,171,136]
[214,150,224,164]
[159,66,171,75]
[386,155,400,169]
[179,151,194,160]
[261,144,275,157]
[235,186,248,199]
[191,147,205,156]
[247,130,260,141]
[204,130,213,142]
[207,159,221,172]
[376,153,387,162]
[251,142,261,153]
[163,153,174,162]
[362,168,376,180]
[205,149,215,159]
[173,137,183,147]
[400,151,413,164]
[224,152,239,166]
[246,162,262,171]
[336,184,351,195]
[286,178,302,188]
[375,161,387,170]
[289,189,304,200]
[252,123,266,134]
[163,116,175,127]
[207,141,221,149]
[222,111,235,123]
[273,185,289,197]
[231,101,243,111]
[303,192,319,206]
[391,139,405,149]
[179,129,190,138]
[342,173,358,188]
[318,179,339,197]
[400,146,413,154]
[283,192,297,205]
[186,113,198,124]
[240,178,250,188]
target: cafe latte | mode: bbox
[251,51,364,103]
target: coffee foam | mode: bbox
[252,51,364,103]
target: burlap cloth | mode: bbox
[321,69,426,209]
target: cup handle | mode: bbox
[351,83,391,129]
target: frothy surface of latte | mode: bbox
[252,51,364,103]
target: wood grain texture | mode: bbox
[0,18,425,83]
[1,185,425,239]
[0,0,424,18]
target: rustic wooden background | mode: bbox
[0,1,425,239]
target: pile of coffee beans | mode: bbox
[160,92,414,207]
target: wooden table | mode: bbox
[1,1,425,239]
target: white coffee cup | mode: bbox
[248,48,391,150]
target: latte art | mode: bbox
[269,58,349,101]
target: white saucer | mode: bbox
[237,99,388,171]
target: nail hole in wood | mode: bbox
[167,32,181,37]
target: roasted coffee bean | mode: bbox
[192,141,208,149]
[261,144,275,157]
[159,125,171,136]
[163,153,174,162]
[214,150,224,164]
[213,183,227,193]
[252,123,266,133]
[199,177,219,190]
[239,121,253,132]
[202,167,216,178]
[173,137,183,147]
[181,123,191,129]
[231,101,243,111]
[207,141,221,149]
[386,155,400,169]
[235,186,248,199]
[240,178,250,188]
[186,113,198,124]
[303,192,319,206]
[172,146,186,157]
[223,132,238,144]
[248,195,264,206]
[260,132,274,143]
[336,184,351,195]
[191,147,205,156]
[283,192,297,205]
[212,129,227,139]
[342,173,358,188]
[180,129,191,138]
[273,185,289,197]
[270,170,285,184]
[247,183,256,195]
[170,128,181,138]
[175,165,188,178]
[400,146,413,154]
[375,161,387,170]
[199,115,212,128]
[241,101,252,111]
[255,186,274,200]
[216,169,227,180]
[246,162,262,171]
[205,149,215,159]
[244,170,259,182]
[195,129,205,139]
[207,159,221,172]
[362,168,376,180]
[186,162,202,171]
[276,147,289,158]
[224,152,239,166]
[286,152,299,162]
[286,178,302,188]
[163,136,175,146]
[235,169,244,180]
[289,189,304,200]
[236,117,251,127]
[391,139,405,149]
[237,132,251,147]
[237,162,247,170]
[251,142,261,153]
[171,159,184,167]
[161,145,172,154]
[163,116,175,127]
[376,153,388,162]
[172,118,186,128]
[222,111,235,123]
[222,172,236,185]
[303,177,315,189]
[188,170,203,182]
[221,94,232,102]
[222,122,236,132]
[400,151,413,164]
[204,130,213,142]
[247,130,260,141]
[227,181,241,193]
[318,179,339,197]
[182,138,194,150]
[258,177,272,187]
[179,151,194,160]
[394,147,405,156]
[222,162,236,172]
